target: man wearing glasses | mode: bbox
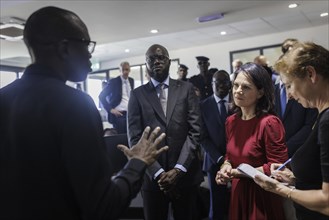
[0,6,168,220]
[128,44,203,220]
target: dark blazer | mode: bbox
[0,64,145,220]
[99,76,134,123]
[200,95,232,172]
[128,78,203,190]
[274,83,318,157]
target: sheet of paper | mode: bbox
[237,163,269,179]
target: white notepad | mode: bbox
[237,163,269,179]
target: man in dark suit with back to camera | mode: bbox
[128,44,203,220]
[99,61,134,134]
[0,6,168,220]
[200,70,232,220]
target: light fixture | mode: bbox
[197,13,224,23]
[320,12,328,17]
[0,17,25,41]
[288,3,298,9]
[150,29,158,34]
[220,31,227,35]
[124,49,130,53]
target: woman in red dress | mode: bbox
[216,63,288,220]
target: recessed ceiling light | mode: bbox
[320,12,328,17]
[125,49,130,53]
[150,29,158,34]
[288,3,298,9]
[220,31,227,35]
[0,23,24,41]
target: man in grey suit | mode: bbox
[128,44,203,220]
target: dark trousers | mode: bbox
[142,185,199,220]
[111,111,127,134]
[207,166,230,220]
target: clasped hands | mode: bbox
[158,168,182,199]
[215,163,241,185]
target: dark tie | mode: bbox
[280,85,286,117]
[158,83,167,116]
[219,100,227,124]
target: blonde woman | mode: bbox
[254,42,329,219]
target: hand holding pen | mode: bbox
[270,158,291,177]
[270,159,296,185]
[275,158,292,172]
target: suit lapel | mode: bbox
[274,85,283,119]
[166,78,179,125]
[143,81,166,123]
[117,76,123,98]
[209,96,223,126]
[283,100,293,120]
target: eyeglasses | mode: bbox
[146,55,169,63]
[64,38,96,54]
[212,80,231,85]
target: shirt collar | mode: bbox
[120,75,128,82]
[214,94,229,103]
[151,76,170,88]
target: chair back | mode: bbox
[104,134,128,173]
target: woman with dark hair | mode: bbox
[254,42,329,219]
[215,63,288,220]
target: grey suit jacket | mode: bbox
[127,78,203,190]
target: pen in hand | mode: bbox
[270,158,292,178]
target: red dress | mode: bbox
[225,113,288,220]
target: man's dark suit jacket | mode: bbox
[274,84,318,157]
[0,64,145,220]
[99,76,134,123]
[128,78,203,190]
[200,95,231,172]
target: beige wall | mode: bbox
[100,24,328,77]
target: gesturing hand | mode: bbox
[117,126,168,165]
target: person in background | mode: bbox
[274,38,318,220]
[177,64,189,81]
[189,56,213,100]
[274,38,318,157]
[215,63,288,220]
[99,61,134,134]
[254,55,277,84]
[0,6,168,220]
[200,70,232,220]
[254,42,329,219]
[208,68,219,77]
[281,38,299,54]
[230,59,243,81]
[128,44,203,220]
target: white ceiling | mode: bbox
[0,0,328,67]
